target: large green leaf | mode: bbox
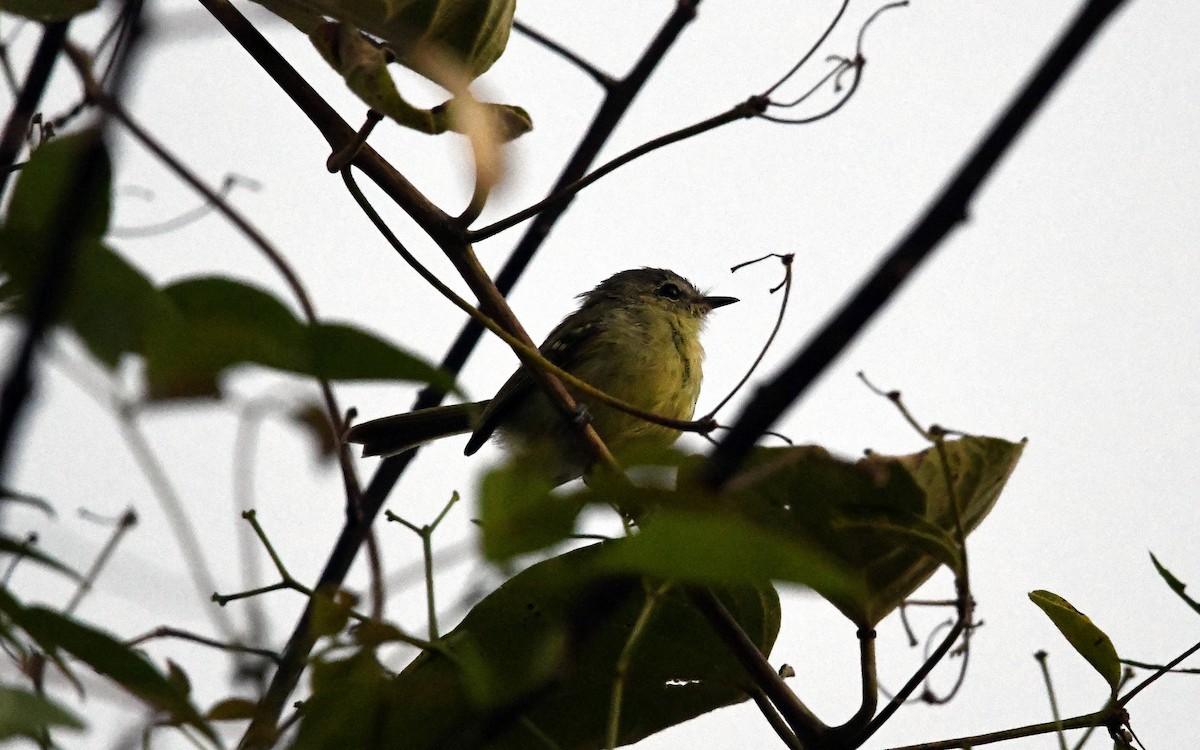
[0,136,454,396]
[712,438,1023,626]
[478,454,580,561]
[292,544,780,750]
[144,276,455,399]
[1029,590,1121,692]
[479,437,1023,628]
[0,588,214,739]
[0,130,158,369]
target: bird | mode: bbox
[345,268,737,483]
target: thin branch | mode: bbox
[126,626,281,664]
[686,586,827,746]
[468,98,764,241]
[109,173,261,238]
[750,690,803,750]
[606,580,671,750]
[1119,638,1200,706]
[64,507,137,615]
[857,619,966,744]
[195,0,455,244]
[761,0,849,97]
[705,0,1133,488]
[513,19,615,89]
[0,21,68,192]
[829,629,879,740]
[419,0,706,412]
[1035,651,1070,750]
[702,253,793,419]
[118,409,239,640]
[885,709,1117,750]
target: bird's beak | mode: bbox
[701,295,739,311]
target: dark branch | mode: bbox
[704,0,1132,488]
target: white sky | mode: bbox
[3,1,1199,748]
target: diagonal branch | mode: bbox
[704,0,1133,489]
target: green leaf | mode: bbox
[0,534,83,582]
[0,589,214,739]
[292,650,393,750]
[1029,590,1122,692]
[308,323,454,390]
[482,437,1023,628]
[593,510,868,610]
[308,20,530,142]
[713,437,1024,626]
[295,544,780,750]
[310,588,358,638]
[0,132,173,370]
[479,455,581,561]
[205,697,260,722]
[0,685,85,741]
[24,608,214,735]
[144,276,452,399]
[253,0,516,79]
[0,588,84,695]
[251,0,528,139]
[0,0,97,21]
[5,130,109,238]
[1149,553,1200,616]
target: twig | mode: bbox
[686,586,827,746]
[420,0,706,412]
[829,629,879,740]
[63,46,365,526]
[706,0,1133,488]
[64,507,137,615]
[856,619,966,744]
[750,690,803,750]
[0,21,68,191]
[196,0,454,243]
[513,19,615,89]
[761,0,849,97]
[606,580,671,749]
[1119,658,1200,675]
[118,409,238,640]
[109,174,261,238]
[384,491,460,640]
[1035,651,1070,750]
[1119,638,1200,706]
[702,253,794,419]
[467,98,764,241]
[126,626,281,664]
[885,708,1118,750]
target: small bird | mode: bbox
[346,268,737,483]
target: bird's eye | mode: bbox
[658,282,683,300]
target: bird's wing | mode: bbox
[463,316,601,455]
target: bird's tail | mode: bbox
[346,401,488,457]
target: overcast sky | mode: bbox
[4,1,1199,748]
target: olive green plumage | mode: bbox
[346,268,736,483]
